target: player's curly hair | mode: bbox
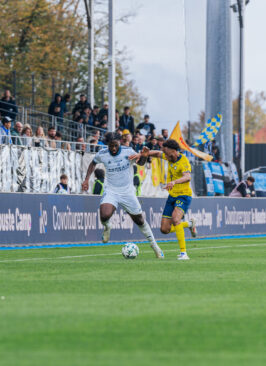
[104,132,122,144]
[162,139,180,151]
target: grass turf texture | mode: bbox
[0,237,266,366]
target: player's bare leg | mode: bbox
[129,213,164,259]
[100,203,116,243]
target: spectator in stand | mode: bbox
[92,105,100,127]
[147,136,160,151]
[89,129,105,146]
[54,131,71,151]
[131,135,139,151]
[229,176,256,197]
[33,126,49,148]
[119,106,134,134]
[0,90,18,121]
[81,107,94,126]
[211,140,221,162]
[54,174,71,194]
[116,127,123,136]
[100,117,108,138]
[121,129,132,147]
[161,129,169,140]
[135,134,146,153]
[21,124,33,146]
[48,93,63,119]
[98,102,108,122]
[11,121,23,145]
[76,136,86,154]
[136,114,156,137]
[72,94,91,118]
[47,126,57,148]
[156,135,165,150]
[0,116,12,144]
[92,169,105,195]
[61,93,71,118]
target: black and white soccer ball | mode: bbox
[122,243,139,259]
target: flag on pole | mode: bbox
[193,114,222,147]
[170,122,213,162]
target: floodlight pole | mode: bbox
[108,0,116,132]
[84,0,94,107]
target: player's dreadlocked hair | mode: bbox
[104,132,122,144]
[162,139,180,151]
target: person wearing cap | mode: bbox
[119,106,135,134]
[0,116,12,144]
[121,129,132,147]
[136,114,156,137]
[82,132,164,259]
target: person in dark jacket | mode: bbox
[229,176,256,197]
[119,106,134,134]
[92,169,105,195]
[48,93,63,118]
[0,90,18,121]
[72,94,91,117]
[98,103,108,122]
[54,174,71,194]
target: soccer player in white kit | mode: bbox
[82,132,164,259]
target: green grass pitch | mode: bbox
[1,237,266,366]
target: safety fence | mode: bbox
[0,101,105,143]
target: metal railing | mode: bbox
[0,134,105,154]
[0,101,105,143]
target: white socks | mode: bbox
[138,220,161,251]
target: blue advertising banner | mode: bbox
[0,193,266,246]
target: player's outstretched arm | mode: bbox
[82,160,97,191]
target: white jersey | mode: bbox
[93,146,136,193]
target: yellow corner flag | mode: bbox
[170,122,213,162]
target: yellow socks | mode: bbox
[171,222,189,252]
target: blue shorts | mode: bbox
[162,195,192,219]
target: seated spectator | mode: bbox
[161,129,168,140]
[135,134,146,153]
[116,127,123,136]
[72,94,91,118]
[229,176,256,197]
[0,90,18,121]
[47,126,57,148]
[100,118,108,138]
[136,114,156,137]
[48,93,63,119]
[119,106,134,134]
[54,131,71,151]
[0,116,12,144]
[11,121,23,145]
[89,129,105,146]
[33,126,49,148]
[21,124,33,146]
[81,107,93,126]
[131,135,139,151]
[92,105,100,126]
[76,136,86,154]
[54,174,71,194]
[121,129,132,147]
[147,136,160,150]
[98,102,108,121]
[92,169,105,195]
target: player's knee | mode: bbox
[160,226,170,234]
[100,213,111,222]
[133,215,144,226]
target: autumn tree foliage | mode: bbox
[0,0,145,119]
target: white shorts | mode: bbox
[100,189,142,215]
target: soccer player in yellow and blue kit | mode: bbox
[134,139,197,260]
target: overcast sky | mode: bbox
[115,0,266,134]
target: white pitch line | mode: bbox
[0,242,266,264]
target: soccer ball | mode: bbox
[122,243,139,259]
